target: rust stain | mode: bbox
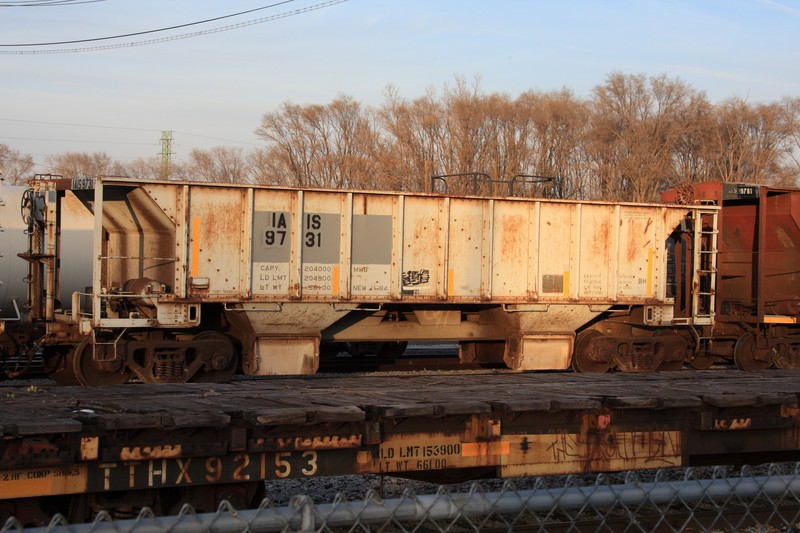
[712,418,753,430]
[500,215,526,257]
[624,218,653,263]
[461,441,510,457]
[273,435,363,450]
[4,438,59,460]
[781,405,800,420]
[589,218,611,257]
[119,444,182,460]
[80,437,99,460]
[202,201,241,241]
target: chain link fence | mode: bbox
[4,463,800,533]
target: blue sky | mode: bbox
[1,0,798,171]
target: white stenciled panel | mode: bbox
[350,194,394,298]
[301,191,344,298]
[251,189,295,297]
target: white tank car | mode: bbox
[0,183,93,321]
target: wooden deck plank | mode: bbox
[1,370,799,434]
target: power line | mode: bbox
[1,135,158,146]
[0,0,348,54]
[0,117,159,132]
[0,0,105,6]
[171,132,262,147]
[0,118,263,147]
[0,1,295,46]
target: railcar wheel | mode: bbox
[192,331,237,383]
[571,330,611,373]
[378,341,408,357]
[345,342,383,357]
[43,346,81,385]
[733,333,772,371]
[688,355,716,370]
[685,331,717,369]
[0,333,21,379]
[319,342,342,358]
[73,337,130,386]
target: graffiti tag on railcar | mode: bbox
[544,430,680,466]
[402,270,430,287]
[506,430,681,471]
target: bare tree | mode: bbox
[780,97,800,185]
[187,146,250,184]
[255,95,381,189]
[441,76,494,181]
[44,151,126,179]
[123,156,184,181]
[378,85,449,191]
[379,78,548,194]
[710,97,794,185]
[586,72,710,202]
[248,147,279,186]
[670,96,716,186]
[517,89,591,199]
[0,144,34,185]
[29,71,797,200]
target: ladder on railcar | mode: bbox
[692,208,718,326]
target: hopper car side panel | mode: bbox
[109,182,691,305]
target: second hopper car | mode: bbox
[662,182,800,370]
[15,176,726,384]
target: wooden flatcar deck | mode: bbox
[1,370,799,504]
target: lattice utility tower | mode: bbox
[159,131,174,179]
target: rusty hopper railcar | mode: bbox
[19,177,717,384]
[662,182,800,370]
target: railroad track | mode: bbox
[1,342,497,380]
[0,346,741,383]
